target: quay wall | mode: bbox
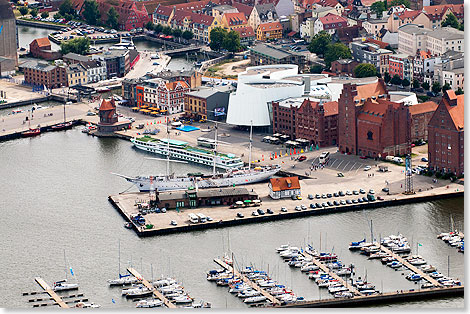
[276,286,464,308]
[0,94,71,110]
[108,191,464,237]
[16,19,66,30]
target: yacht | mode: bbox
[107,276,139,286]
[136,299,163,308]
[52,280,79,292]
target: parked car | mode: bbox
[252,211,259,216]
[421,157,428,162]
[296,195,302,200]
[359,189,366,194]
[237,212,244,218]
[295,206,301,211]
[340,200,346,205]
[315,194,321,199]
[308,194,314,200]
[281,207,287,212]
[310,203,316,208]
[170,220,177,226]
[298,155,307,162]
[382,188,390,192]
[327,193,332,198]
[369,189,375,194]
[257,209,265,215]
[266,208,273,214]
[291,195,297,200]
[364,166,371,171]
[353,190,359,195]
[301,205,307,210]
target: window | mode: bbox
[367,131,373,140]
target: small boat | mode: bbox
[409,259,427,266]
[51,121,73,131]
[421,265,436,273]
[301,264,319,272]
[244,296,267,304]
[237,290,261,298]
[136,299,163,308]
[52,279,79,292]
[192,301,212,308]
[334,291,353,298]
[348,239,366,250]
[328,285,348,293]
[173,295,193,304]
[124,222,133,229]
[336,267,352,276]
[21,128,41,137]
[122,285,145,296]
[276,244,290,252]
[421,283,435,289]
[361,289,377,295]
[429,272,444,279]
[74,302,100,308]
[405,273,422,281]
[368,252,389,259]
[108,276,139,286]
[126,287,153,298]
[389,261,402,269]
[357,284,376,291]
[96,87,111,93]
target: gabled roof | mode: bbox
[408,101,438,116]
[318,13,347,28]
[358,99,401,124]
[269,176,300,191]
[442,90,464,130]
[422,4,464,21]
[162,80,190,91]
[394,10,420,20]
[223,12,247,25]
[31,37,51,48]
[233,26,255,38]
[99,98,116,111]
[231,1,253,18]
[354,81,387,102]
[323,101,338,116]
[155,4,173,16]
[258,21,282,31]
[190,11,215,26]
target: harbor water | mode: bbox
[0,128,464,308]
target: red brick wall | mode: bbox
[338,84,358,154]
[411,111,434,142]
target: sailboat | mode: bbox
[52,250,79,292]
[51,102,73,131]
[107,241,139,286]
[21,109,41,137]
[116,120,280,192]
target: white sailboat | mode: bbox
[107,241,139,286]
[52,250,79,292]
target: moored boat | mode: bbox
[21,128,41,137]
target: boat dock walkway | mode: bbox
[213,258,281,305]
[126,267,177,308]
[379,245,443,287]
[301,251,363,296]
[34,277,69,308]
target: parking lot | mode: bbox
[311,154,379,174]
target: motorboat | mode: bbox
[361,289,377,295]
[244,296,267,304]
[192,301,212,308]
[421,283,436,289]
[326,262,343,269]
[405,273,422,281]
[336,267,352,276]
[429,272,444,279]
[108,276,139,286]
[421,265,436,273]
[357,284,376,291]
[308,272,328,279]
[328,286,348,294]
[122,285,145,296]
[126,287,153,298]
[21,128,41,137]
[229,284,251,294]
[334,291,353,298]
[276,244,290,252]
[348,239,366,250]
[136,299,163,308]
[280,247,301,258]
[409,258,427,266]
[301,264,319,272]
[389,261,403,269]
[318,253,338,261]
[153,278,178,287]
[52,280,79,292]
[74,302,101,308]
[237,290,261,298]
[368,252,389,259]
[173,295,193,304]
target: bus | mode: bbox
[188,213,199,223]
[319,152,330,164]
[197,137,216,149]
[196,213,207,223]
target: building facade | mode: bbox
[256,21,283,41]
[22,60,67,89]
[184,87,230,121]
[388,54,412,81]
[313,13,348,35]
[268,177,301,199]
[141,78,190,114]
[408,101,438,142]
[67,63,87,86]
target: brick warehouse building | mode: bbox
[272,97,338,147]
[338,80,412,158]
[428,90,464,176]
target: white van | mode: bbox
[393,157,403,164]
[196,213,207,223]
[188,213,199,223]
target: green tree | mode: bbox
[41,11,49,18]
[421,81,430,90]
[370,1,386,17]
[182,30,193,41]
[106,7,119,30]
[53,12,61,19]
[442,12,459,29]
[412,79,420,89]
[145,21,154,31]
[384,71,391,83]
[154,24,163,34]
[390,0,410,8]
[308,31,331,56]
[209,27,227,51]
[431,81,441,94]
[353,63,377,78]
[30,7,39,17]
[441,82,451,92]
[222,30,241,52]
[402,78,410,87]
[64,13,74,21]
[59,0,74,16]
[18,6,28,16]
[310,64,324,73]
[60,37,90,55]
[455,87,464,95]
[324,43,351,68]
[458,22,464,31]
[162,26,172,35]
[390,74,402,85]
[172,28,182,38]
[82,0,101,25]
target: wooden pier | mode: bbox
[126,267,177,308]
[213,258,281,305]
[34,277,69,308]
[301,251,363,296]
[379,245,443,287]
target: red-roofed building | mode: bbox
[29,37,61,60]
[98,97,131,133]
[428,90,464,176]
[140,78,190,114]
[256,21,282,40]
[300,0,344,15]
[153,4,174,25]
[233,26,255,45]
[422,4,464,28]
[313,13,348,35]
[272,98,339,147]
[268,176,301,199]
[231,1,254,19]
[169,10,216,43]
[221,12,248,30]
[338,80,413,157]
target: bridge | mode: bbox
[161,46,203,56]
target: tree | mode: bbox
[209,27,227,51]
[324,43,351,68]
[421,81,430,91]
[64,13,74,21]
[182,30,193,41]
[59,0,74,17]
[172,28,182,38]
[107,7,119,30]
[41,11,49,19]
[60,37,90,55]
[458,22,464,31]
[412,79,420,89]
[370,1,386,17]
[30,7,39,17]
[162,26,172,35]
[83,0,101,25]
[310,64,324,73]
[390,74,402,85]
[384,71,391,83]
[455,87,464,95]
[441,82,451,93]
[222,30,241,52]
[18,6,28,16]
[145,21,154,31]
[431,81,441,94]
[353,63,377,78]
[308,31,331,56]
[390,0,410,8]
[402,78,410,87]
[53,12,61,19]
[154,24,163,34]
[442,12,459,29]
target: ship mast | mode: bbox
[166,118,170,177]
[248,120,253,170]
[212,121,218,175]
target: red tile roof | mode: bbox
[443,90,464,130]
[354,81,388,102]
[408,101,438,116]
[423,4,464,21]
[233,26,255,38]
[365,38,388,49]
[302,0,339,9]
[155,4,173,16]
[258,21,282,31]
[164,80,189,90]
[223,12,247,26]
[231,1,253,18]
[31,37,51,48]
[269,177,300,191]
[394,10,420,20]
[318,13,347,29]
[99,98,116,111]
[323,101,338,117]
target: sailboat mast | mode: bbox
[212,121,218,175]
[63,249,67,280]
[248,120,253,170]
[370,220,373,243]
[166,119,170,176]
[63,101,66,123]
[118,240,121,277]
